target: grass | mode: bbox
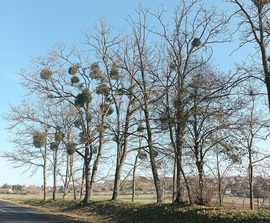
[1,194,270,223]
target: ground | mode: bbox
[1,194,270,223]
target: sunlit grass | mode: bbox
[1,194,270,223]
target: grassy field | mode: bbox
[1,194,270,223]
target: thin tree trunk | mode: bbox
[42,147,47,201]
[216,153,222,206]
[172,156,177,202]
[249,163,254,209]
[42,130,48,202]
[70,155,76,200]
[52,147,58,200]
[132,155,139,202]
[132,146,141,202]
[80,165,85,200]
[112,110,131,201]
[63,154,70,199]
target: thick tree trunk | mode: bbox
[112,162,121,200]
[196,160,205,205]
[181,166,192,204]
[173,120,185,203]
[112,151,126,201]
[89,134,104,200]
[82,147,91,203]
[112,104,132,201]
[174,154,183,203]
[145,118,162,203]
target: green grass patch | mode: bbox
[1,194,270,223]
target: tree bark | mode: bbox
[82,146,91,203]
[52,147,58,201]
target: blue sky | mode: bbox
[0,0,246,186]
[0,0,186,186]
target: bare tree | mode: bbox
[84,20,139,201]
[145,0,232,203]
[17,45,106,203]
[237,82,270,209]
[3,100,53,201]
[185,68,236,204]
[229,0,270,108]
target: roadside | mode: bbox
[1,195,270,223]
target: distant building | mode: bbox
[1,187,12,193]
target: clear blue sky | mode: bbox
[0,0,244,186]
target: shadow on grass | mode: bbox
[17,198,270,223]
[63,201,270,223]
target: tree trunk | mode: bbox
[249,162,254,209]
[132,152,139,202]
[181,166,192,204]
[111,152,126,201]
[216,153,222,206]
[82,146,91,203]
[174,153,183,203]
[42,148,47,201]
[70,155,76,200]
[196,160,205,205]
[52,147,58,201]
[112,161,121,200]
[42,133,48,202]
[63,154,70,199]
[173,120,185,203]
[89,136,104,200]
[145,113,162,203]
[80,165,85,200]
[172,156,177,202]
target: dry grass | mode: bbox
[1,194,270,223]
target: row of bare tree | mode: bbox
[3,0,270,208]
